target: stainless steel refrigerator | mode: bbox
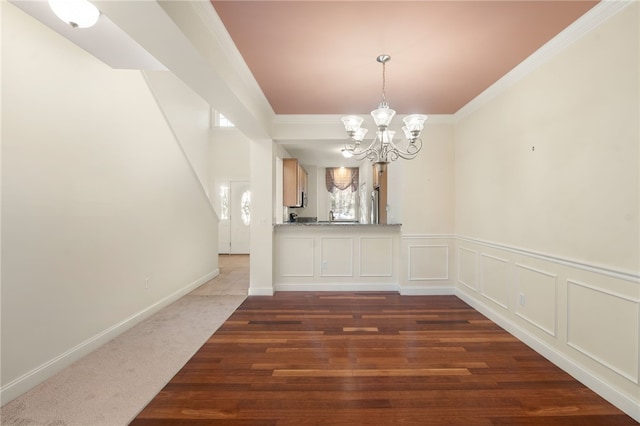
[370,188,379,224]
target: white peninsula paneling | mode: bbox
[321,238,353,277]
[274,225,401,291]
[360,237,393,277]
[278,238,314,277]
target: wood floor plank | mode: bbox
[130,292,638,425]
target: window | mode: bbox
[329,188,357,220]
[241,190,251,226]
[215,111,235,127]
[326,167,359,221]
[219,184,230,220]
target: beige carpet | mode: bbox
[0,255,249,426]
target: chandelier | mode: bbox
[341,55,427,163]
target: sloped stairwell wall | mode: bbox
[143,71,213,203]
[1,3,219,404]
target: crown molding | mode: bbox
[189,1,263,100]
[273,113,456,126]
[454,0,634,121]
[187,0,632,132]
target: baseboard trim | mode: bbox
[0,268,220,406]
[399,286,456,296]
[455,288,640,423]
[275,283,399,292]
[248,286,275,296]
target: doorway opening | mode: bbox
[214,180,251,254]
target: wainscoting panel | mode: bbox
[515,264,557,337]
[278,237,314,277]
[320,237,353,277]
[567,280,639,384]
[408,245,448,281]
[458,247,478,291]
[360,237,392,277]
[399,235,455,295]
[455,236,640,422]
[480,253,510,310]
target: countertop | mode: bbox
[274,222,401,228]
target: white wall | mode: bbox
[144,71,213,198]
[390,122,455,234]
[208,125,251,247]
[1,4,219,403]
[248,138,275,295]
[209,127,250,183]
[454,3,639,419]
[455,7,639,273]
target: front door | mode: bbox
[214,180,251,254]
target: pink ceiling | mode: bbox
[211,1,599,115]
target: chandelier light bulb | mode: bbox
[341,149,354,158]
[403,114,428,132]
[353,127,368,142]
[371,106,396,129]
[341,115,364,133]
[379,130,395,144]
[49,0,101,28]
[402,126,413,141]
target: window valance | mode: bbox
[326,167,359,193]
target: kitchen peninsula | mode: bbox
[273,222,401,291]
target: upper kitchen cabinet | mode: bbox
[283,158,307,207]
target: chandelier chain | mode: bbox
[381,60,387,104]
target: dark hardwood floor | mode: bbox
[131,292,637,425]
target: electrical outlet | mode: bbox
[519,293,526,306]
[321,261,327,271]
[145,277,150,289]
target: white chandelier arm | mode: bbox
[344,133,382,161]
[391,137,423,160]
[383,131,422,161]
[349,148,380,162]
